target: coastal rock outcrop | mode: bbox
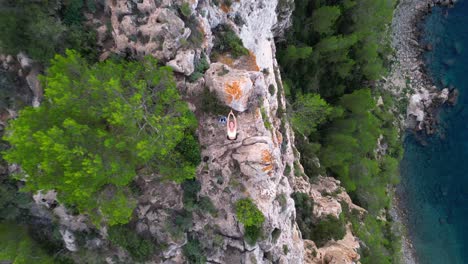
[387,0,459,134]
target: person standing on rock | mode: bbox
[227,110,238,140]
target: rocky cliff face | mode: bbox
[1,0,365,263]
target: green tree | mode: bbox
[290,93,333,136]
[0,0,99,63]
[4,50,198,226]
[311,6,341,35]
[0,222,54,264]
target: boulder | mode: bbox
[60,228,78,252]
[204,63,254,112]
[167,50,195,76]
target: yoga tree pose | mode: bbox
[227,110,238,140]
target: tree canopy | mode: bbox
[4,50,199,226]
[0,223,54,264]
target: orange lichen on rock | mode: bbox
[225,81,242,104]
[262,164,274,172]
[255,107,261,119]
[220,3,230,13]
[245,51,260,71]
[261,150,273,164]
[276,130,283,145]
[217,54,235,67]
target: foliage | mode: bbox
[189,54,210,82]
[311,214,346,247]
[212,24,249,58]
[180,2,192,17]
[235,198,265,227]
[278,0,395,99]
[199,87,231,116]
[235,198,265,244]
[311,6,341,35]
[4,51,198,226]
[351,214,401,264]
[278,0,400,261]
[291,192,314,238]
[0,1,100,63]
[108,224,155,261]
[0,222,54,264]
[183,237,206,264]
[292,192,345,247]
[290,93,333,136]
[0,177,31,221]
[182,179,217,215]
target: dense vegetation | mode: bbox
[278,0,401,262]
[292,192,346,247]
[212,24,249,59]
[0,223,54,263]
[4,51,199,226]
[235,198,265,245]
[0,0,101,63]
[108,224,155,261]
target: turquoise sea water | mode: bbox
[399,1,468,263]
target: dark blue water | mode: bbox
[400,1,468,263]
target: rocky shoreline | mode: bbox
[388,0,458,136]
[389,0,459,263]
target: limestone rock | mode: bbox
[205,63,255,112]
[60,228,78,252]
[167,50,195,76]
[304,225,361,264]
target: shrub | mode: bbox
[108,225,155,261]
[311,214,346,247]
[276,193,287,212]
[235,198,265,244]
[182,179,201,211]
[291,192,314,237]
[282,244,289,255]
[167,209,193,239]
[180,2,192,17]
[212,24,249,58]
[269,84,275,96]
[235,198,265,227]
[271,228,281,243]
[183,237,206,264]
[199,87,231,116]
[188,54,210,82]
[244,225,262,245]
[292,192,346,247]
[198,196,218,216]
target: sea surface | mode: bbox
[399,1,468,263]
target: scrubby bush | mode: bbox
[180,2,192,17]
[291,192,314,237]
[311,214,346,247]
[212,24,249,58]
[199,87,231,116]
[235,198,265,245]
[292,192,345,247]
[183,237,206,264]
[188,55,210,82]
[108,225,155,261]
